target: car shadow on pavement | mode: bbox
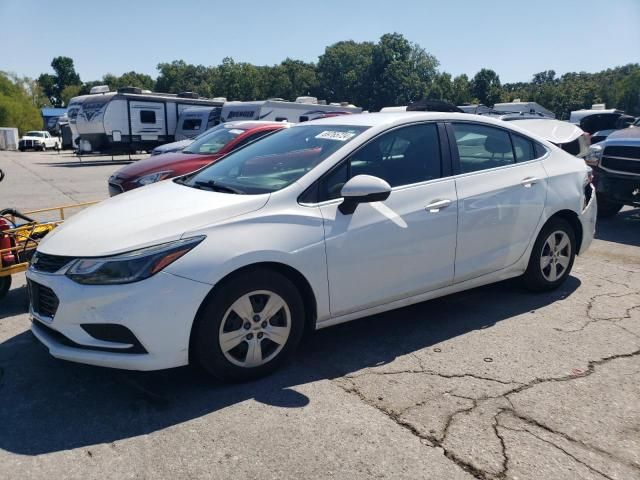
[0,276,580,455]
[595,207,640,247]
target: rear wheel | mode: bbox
[523,218,576,292]
[597,196,623,218]
[192,268,305,382]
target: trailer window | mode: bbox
[182,119,202,131]
[140,110,156,124]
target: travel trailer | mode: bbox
[174,106,224,141]
[220,97,361,123]
[75,87,225,152]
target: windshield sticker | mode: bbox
[228,129,244,135]
[315,131,357,141]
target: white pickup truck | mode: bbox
[18,131,61,151]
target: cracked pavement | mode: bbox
[1,150,639,479]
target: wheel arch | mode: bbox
[188,261,318,363]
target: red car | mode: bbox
[108,121,289,196]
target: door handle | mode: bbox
[425,199,452,213]
[521,177,539,188]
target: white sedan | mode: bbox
[27,112,597,381]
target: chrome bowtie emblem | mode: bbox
[633,188,639,197]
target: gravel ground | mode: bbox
[1,149,639,480]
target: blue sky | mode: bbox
[2,0,639,84]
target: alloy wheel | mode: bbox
[218,290,291,368]
[539,230,571,282]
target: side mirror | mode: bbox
[339,175,391,214]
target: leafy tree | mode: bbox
[37,56,82,107]
[0,72,43,135]
[369,33,439,110]
[60,84,82,106]
[102,71,155,91]
[317,40,375,106]
[471,68,502,106]
[451,74,473,105]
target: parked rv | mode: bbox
[174,105,224,141]
[220,97,361,123]
[75,87,225,153]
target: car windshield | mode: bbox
[178,124,368,194]
[183,125,245,154]
[26,131,44,137]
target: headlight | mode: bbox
[136,170,173,186]
[33,139,42,144]
[585,144,603,166]
[65,236,204,285]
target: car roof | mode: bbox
[298,111,512,128]
[222,120,288,130]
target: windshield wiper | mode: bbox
[194,180,244,194]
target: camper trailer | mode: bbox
[219,97,361,123]
[67,92,96,149]
[75,87,225,152]
[174,106,223,141]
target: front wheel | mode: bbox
[523,218,576,292]
[597,196,623,218]
[192,268,305,382]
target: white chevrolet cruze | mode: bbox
[27,113,597,381]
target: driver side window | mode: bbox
[319,123,442,201]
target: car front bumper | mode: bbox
[594,170,640,207]
[27,268,212,371]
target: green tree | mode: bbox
[451,74,472,105]
[60,84,82,106]
[471,68,502,106]
[317,40,375,106]
[369,33,439,110]
[37,56,82,107]
[0,72,42,135]
[102,71,155,91]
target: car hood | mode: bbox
[512,119,584,144]
[153,139,194,154]
[112,152,218,179]
[20,136,44,141]
[38,180,270,257]
[605,126,640,141]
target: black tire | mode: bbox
[19,148,25,152]
[0,276,11,299]
[596,196,623,219]
[192,268,305,382]
[41,145,46,152]
[523,217,576,292]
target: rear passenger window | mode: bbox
[452,123,514,173]
[512,134,535,162]
[319,123,442,201]
[140,110,156,124]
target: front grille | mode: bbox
[603,145,640,160]
[31,252,75,273]
[28,280,60,318]
[601,157,640,175]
